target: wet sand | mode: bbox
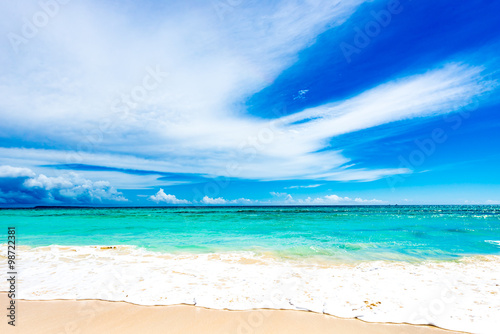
[0,293,465,334]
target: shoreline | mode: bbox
[1,245,498,333]
[0,293,465,334]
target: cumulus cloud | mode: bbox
[201,196,252,205]
[269,190,385,205]
[293,194,386,205]
[0,165,36,178]
[149,189,190,204]
[201,196,227,205]
[270,192,295,204]
[0,165,126,204]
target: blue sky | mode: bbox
[0,0,499,206]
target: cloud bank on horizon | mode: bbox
[0,166,126,204]
[0,0,499,205]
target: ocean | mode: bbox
[1,205,499,333]
[2,205,499,261]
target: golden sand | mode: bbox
[0,293,465,334]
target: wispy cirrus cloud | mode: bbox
[0,0,497,195]
[0,63,492,185]
[285,184,322,189]
[0,0,371,184]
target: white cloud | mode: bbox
[201,196,253,205]
[201,196,227,205]
[0,165,36,178]
[324,195,350,202]
[232,198,253,204]
[25,174,76,190]
[285,184,322,189]
[270,191,289,197]
[25,172,127,203]
[486,200,500,205]
[149,188,190,204]
[6,62,487,184]
[354,197,385,204]
[293,194,386,205]
[310,168,412,182]
[0,1,495,186]
[0,166,127,204]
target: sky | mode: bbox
[0,0,499,206]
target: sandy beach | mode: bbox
[2,244,498,333]
[0,293,465,334]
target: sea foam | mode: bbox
[1,244,499,334]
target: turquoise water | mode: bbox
[1,205,499,262]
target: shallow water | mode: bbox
[1,205,499,262]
